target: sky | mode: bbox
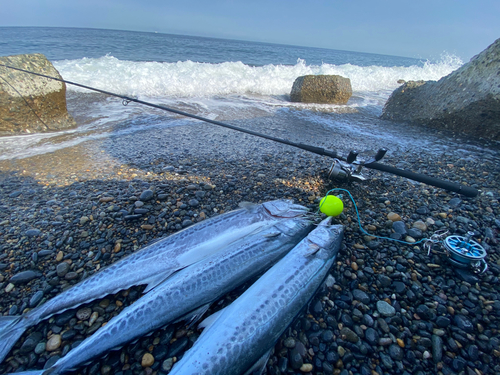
[1,0,499,61]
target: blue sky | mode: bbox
[1,0,499,60]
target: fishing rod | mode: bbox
[0,63,479,197]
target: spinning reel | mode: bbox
[328,148,387,183]
[427,231,488,274]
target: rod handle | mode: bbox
[366,162,479,197]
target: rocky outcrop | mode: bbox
[381,39,500,140]
[290,75,352,104]
[0,53,76,135]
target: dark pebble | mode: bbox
[29,290,44,307]
[25,229,41,237]
[10,270,41,284]
[139,190,154,201]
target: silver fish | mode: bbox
[8,216,313,375]
[169,217,343,375]
[0,199,308,364]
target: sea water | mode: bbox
[0,27,464,160]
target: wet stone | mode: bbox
[392,221,407,234]
[432,335,443,363]
[283,337,296,348]
[76,307,92,320]
[392,281,406,294]
[26,228,41,237]
[56,262,70,277]
[340,327,359,343]
[388,344,404,361]
[352,289,370,304]
[378,275,392,287]
[20,332,43,354]
[139,190,154,201]
[416,304,432,320]
[46,334,62,351]
[436,316,451,328]
[377,301,396,317]
[29,290,44,307]
[290,346,304,370]
[454,315,474,332]
[10,270,41,284]
[365,328,379,346]
[321,330,334,342]
[168,336,189,357]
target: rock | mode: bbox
[352,289,370,304]
[46,334,62,351]
[0,53,76,135]
[392,221,407,234]
[140,190,154,201]
[454,315,474,332]
[29,290,44,307]
[290,75,352,104]
[25,228,41,237]
[387,212,401,222]
[10,270,41,284]
[20,332,43,354]
[76,307,92,320]
[300,363,313,372]
[56,262,70,277]
[381,38,500,140]
[388,344,404,361]
[283,337,296,348]
[161,358,174,372]
[365,327,379,346]
[340,327,359,343]
[432,334,443,363]
[141,353,154,367]
[412,220,427,231]
[376,300,396,317]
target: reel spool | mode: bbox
[443,231,488,273]
[328,148,387,183]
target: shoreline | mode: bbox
[1,116,499,375]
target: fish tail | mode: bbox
[0,315,29,364]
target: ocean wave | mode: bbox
[54,54,463,99]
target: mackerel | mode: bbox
[8,216,313,375]
[0,199,308,364]
[169,217,343,375]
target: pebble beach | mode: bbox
[0,108,499,375]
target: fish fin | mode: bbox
[142,269,178,294]
[0,315,29,364]
[170,303,211,328]
[4,371,44,375]
[186,303,212,329]
[243,348,273,375]
[198,306,228,330]
[263,231,281,238]
[238,201,257,211]
[304,243,321,257]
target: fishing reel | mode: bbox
[426,231,488,274]
[328,148,387,183]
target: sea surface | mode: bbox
[0,27,466,161]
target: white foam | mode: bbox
[54,54,463,100]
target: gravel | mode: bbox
[0,111,499,375]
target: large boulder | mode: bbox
[0,53,76,135]
[290,75,352,104]
[381,39,500,140]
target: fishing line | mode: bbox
[319,188,428,246]
[0,63,479,197]
[0,63,338,159]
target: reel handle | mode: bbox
[365,162,479,197]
